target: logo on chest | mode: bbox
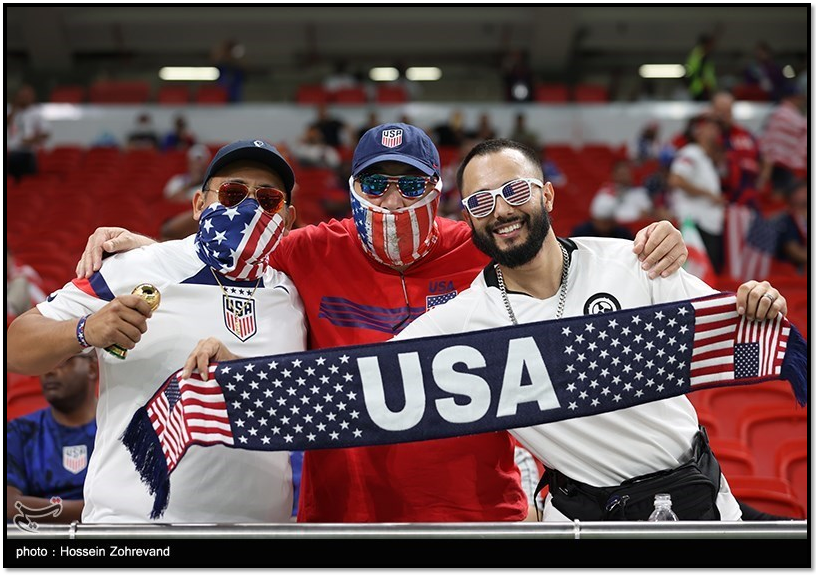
[223,293,257,341]
[63,445,88,474]
[584,292,621,315]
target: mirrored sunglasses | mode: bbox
[356,173,437,199]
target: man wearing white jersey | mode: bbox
[7,139,307,523]
[392,138,789,521]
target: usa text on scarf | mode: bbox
[122,292,807,518]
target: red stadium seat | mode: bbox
[574,84,609,103]
[729,487,805,519]
[49,84,86,104]
[702,381,799,439]
[88,80,152,104]
[775,438,808,510]
[331,87,368,104]
[738,405,808,477]
[694,408,720,439]
[7,374,47,421]
[295,84,330,104]
[195,84,229,105]
[534,83,570,103]
[157,84,191,104]
[376,84,408,103]
[708,437,757,477]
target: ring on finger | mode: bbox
[762,293,776,302]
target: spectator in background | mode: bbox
[508,112,539,149]
[773,179,807,273]
[355,111,380,144]
[433,109,467,148]
[685,33,718,101]
[7,248,47,323]
[126,112,159,150]
[163,144,211,203]
[592,159,654,224]
[668,113,726,274]
[540,147,567,189]
[291,124,342,171]
[634,121,661,164]
[642,145,677,214]
[743,41,788,102]
[7,352,98,523]
[501,49,534,102]
[6,84,50,182]
[160,114,197,152]
[757,82,807,197]
[212,39,246,103]
[571,192,635,240]
[468,112,497,142]
[710,90,763,206]
[323,59,360,94]
[312,103,348,148]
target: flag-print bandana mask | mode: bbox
[349,179,441,268]
[195,199,285,281]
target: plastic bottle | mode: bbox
[648,493,679,521]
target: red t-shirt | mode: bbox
[270,217,527,522]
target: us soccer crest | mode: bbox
[381,129,403,148]
[223,293,257,341]
[63,445,88,474]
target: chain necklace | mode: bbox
[210,267,261,299]
[494,243,570,325]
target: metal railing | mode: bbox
[7,520,808,539]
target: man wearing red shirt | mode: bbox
[75,123,689,522]
[711,91,763,206]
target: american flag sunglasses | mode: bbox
[356,174,438,199]
[205,181,287,215]
[462,178,544,218]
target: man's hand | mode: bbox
[632,220,688,279]
[83,295,154,350]
[76,227,156,278]
[182,338,241,379]
[736,280,787,321]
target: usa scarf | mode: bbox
[122,292,807,518]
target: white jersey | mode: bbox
[394,237,742,521]
[669,143,724,235]
[37,236,307,523]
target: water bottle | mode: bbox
[648,493,679,521]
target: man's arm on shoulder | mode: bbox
[76,227,157,278]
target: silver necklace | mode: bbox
[494,243,571,325]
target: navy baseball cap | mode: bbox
[203,139,296,196]
[352,123,441,177]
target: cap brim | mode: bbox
[354,153,436,177]
[206,148,295,195]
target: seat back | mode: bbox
[739,405,808,477]
[708,437,757,477]
[729,487,805,519]
[704,381,799,439]
[775,438,808,512]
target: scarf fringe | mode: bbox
[120,407,171,519]
[780,323,808,407]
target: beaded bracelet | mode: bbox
[76,314,91,348]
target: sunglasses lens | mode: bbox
[398,176,428,198]
[502,180,532,205]
[218,182,249,207]
[466,192,494,218]
[256,188,286,214]
[359,174,388,196]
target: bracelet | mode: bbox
[76,314,91,348]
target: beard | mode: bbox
[470,201,551,268]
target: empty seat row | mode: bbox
[50,82,230,105]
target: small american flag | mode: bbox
[124,292,806,519]
[725,204,778,281]
[690,294,787,387]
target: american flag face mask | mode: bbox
[195,199,286,281]
[349,177,442,268]
[463,178,544,219]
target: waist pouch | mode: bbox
[537,427,722,521]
